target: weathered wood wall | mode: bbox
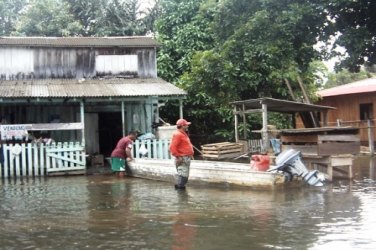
[0,47,156,80]
[316,92,376,145]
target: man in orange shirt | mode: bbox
[169,119,194,190]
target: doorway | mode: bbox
[98,112,123,157]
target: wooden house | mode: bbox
[316,78,376,146]
[0,36,186,177]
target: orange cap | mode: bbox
[176,118,191,126]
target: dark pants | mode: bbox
[0,146,4,166]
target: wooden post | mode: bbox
[337,119,341,127]
[297,76,310,104]
[327,163,333,182]
[121,101,125,136]
[322,110,328,127]
[368,120,375,154]
[261,103,268,153]
[284,78,296,100]
[242,104,247,139]
[179,99,183,118]
[369,157,375,179]
[234,106,239,143]
[80,101,85,146]
[297,75,319,127]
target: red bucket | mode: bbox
[250,154,270,171]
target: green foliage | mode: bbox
[156,0,215,82]
[13,0,82,36]
[325,69,373,88]
[0,0,27,36]
[65,0,154,36]
[94,0,148,36]
[159,0,329,140]
[5,0,158,37]
[326,0,376,72]
[65,0,107,36]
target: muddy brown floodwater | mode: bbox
[1,155,376,249]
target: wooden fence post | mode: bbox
[368,120,375,154]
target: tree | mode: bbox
[13,0,82,36]
[141,0,161,34]
[65,0,158,36]
[156,0,215,82]
[0,0,28,36]
[170,0,330,139]
[325,69,372,88]
[64,0,107,36]
[326,0,376,72]
[95,0,147,36]
[12,0,158,37]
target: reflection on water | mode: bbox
[0,156,376,249]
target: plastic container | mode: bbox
[111,157,126,172]
[156,125,177,139]
[250,154,270,171]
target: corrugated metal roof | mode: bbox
[0,36,159,47]
[0,78,186,99]
[231,97,335,112]
[317,78,376,97]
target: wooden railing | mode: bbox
[0,142,85,178]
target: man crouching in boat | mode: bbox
[110,130,138,177]
[169,119,194,190]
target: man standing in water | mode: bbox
[110,130,138,177]
[169,119,194,190]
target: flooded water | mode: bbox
[1,156,376,250]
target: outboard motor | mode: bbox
[269,149,324,187]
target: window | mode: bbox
[96,55,138,75]
[360,103,373,120]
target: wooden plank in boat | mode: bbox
[201,142,243,159]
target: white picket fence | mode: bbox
[133,139,172,160]
[0,142,86,178]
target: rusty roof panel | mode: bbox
[0,36,159,48]
[317,77,376,97]
[0,78,186,99]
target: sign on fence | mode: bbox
[0,124,32,140]
[0,123,84,140]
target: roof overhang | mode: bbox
[0,36,160,48]
[0,78,186,104]
[231,97,335,114]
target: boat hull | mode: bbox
[127,158,303,190]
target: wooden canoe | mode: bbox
[126,158,303,190]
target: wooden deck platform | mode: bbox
[302,154,353,181]
[279,127,358,181]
